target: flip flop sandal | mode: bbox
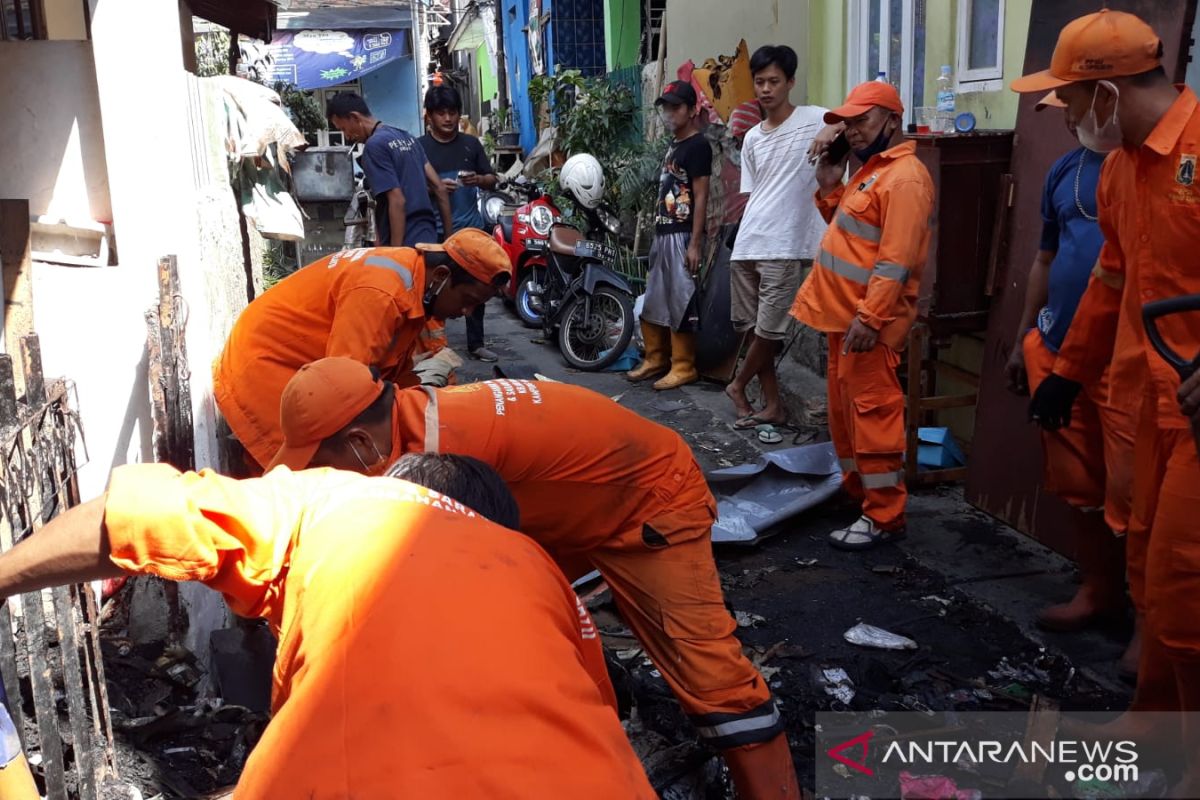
[828,522,908,552]
[756,424,783,444]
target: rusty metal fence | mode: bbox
[0,334,115,798]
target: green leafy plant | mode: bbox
[492,106,512,131]
[195,29,232,77]
[273,83,324,135]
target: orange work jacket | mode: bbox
[388,380,718,560]
[214,247,428,467]
[791,140,935,350]
[1054,87,1200,430]
[104,464,653,799]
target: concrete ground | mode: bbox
[454,299,1134,790]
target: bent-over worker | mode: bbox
[268,358,802,799]
[213,229,510,471]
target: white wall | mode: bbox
[0,42,112,222]
[663,0,811,102]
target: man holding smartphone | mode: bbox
[792,81,934,551]
[420,86,501,362]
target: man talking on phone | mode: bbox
[791,81,935,551]
[420,86,502,362]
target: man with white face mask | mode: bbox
[1004,91,1135,667]
[1013,10,1200,792]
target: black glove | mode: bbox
[1028,374,1082,431]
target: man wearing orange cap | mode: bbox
[268,358,801,799]
[0,462,655,798]
[791,81,934,550]
[213,228,510,472]
[1013,10,1200,788]
[1003,92,1135,661]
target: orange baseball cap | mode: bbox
[1034,91,1067,112]
[1011,9,1161,93]
[267,358,385,471]
[415,228,512,285]
[824,81,905,124]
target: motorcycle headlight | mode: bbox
[530,205,555,237]
[484,196,507,227]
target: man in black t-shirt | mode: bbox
[627,80,712,391]
[419,86,501,362]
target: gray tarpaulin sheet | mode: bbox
[706,442,842,544]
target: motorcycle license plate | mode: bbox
[525,239,548,252]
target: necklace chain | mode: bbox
[1073,150,1098,222]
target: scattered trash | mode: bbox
[533,372,562,382]
[988,657,1051,686]
[721,565,779,591]
[844,623,918,651]
[616,647,643,662]
[816,667,856,704]
[734,611,766,628]
[796,558,819,567]
[162,746,197,756]
[757,425,783,445]
[832,762,852,779]
[899,770,981,800]
[872,564,901,575]
[921,595,953,607]
[610,392,626,404]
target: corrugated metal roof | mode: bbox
[277,5,412,30]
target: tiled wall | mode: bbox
[550,0,607,76]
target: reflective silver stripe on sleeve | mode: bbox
[693,705,782,742]
[836,211,882,243]
[817,249,871,285]
[421,386,440,453]
[365,255,415,289]
[860,470,904,489]
[873,261,910,283]
[839,458,858,473]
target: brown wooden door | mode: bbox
[965,0,1197,555]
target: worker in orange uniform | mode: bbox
[213,228,510,471]
[268,358,801,799]
[1014,10,1200,793]
[791,81,934,550]
[1003,94,1136,666]
[0,463,655,799]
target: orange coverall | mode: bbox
[214,247,428,469]
[1023,330,1134,533]
[103,463,653,799]
[791,141,935,530]
[1052,87,1200,672]
[386,380,785,752]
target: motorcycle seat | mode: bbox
[549,224,584,256]
[499,215,515,243]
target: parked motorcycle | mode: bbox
[531,222,635,371]
[481,177,560,326]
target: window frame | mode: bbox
[846,0,916,124]
[956,0,1005,84]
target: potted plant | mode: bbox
[493,107,520,148]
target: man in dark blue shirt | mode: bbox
[327,92,452,247]
[1005,94,1136,673]
[419,86,501,362]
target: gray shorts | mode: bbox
[730,259,811,340]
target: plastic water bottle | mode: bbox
[876,70,888,84]
[935,65,956,133]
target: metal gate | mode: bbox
[0,334,115,798]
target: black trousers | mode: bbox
[466,302,486,350]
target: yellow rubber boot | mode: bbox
[653,331,699,390]
[627,321,671,382]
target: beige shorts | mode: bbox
[730,259,811,340]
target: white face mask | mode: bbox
[1076,81,1123,153]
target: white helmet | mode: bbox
[559,153,605,209]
